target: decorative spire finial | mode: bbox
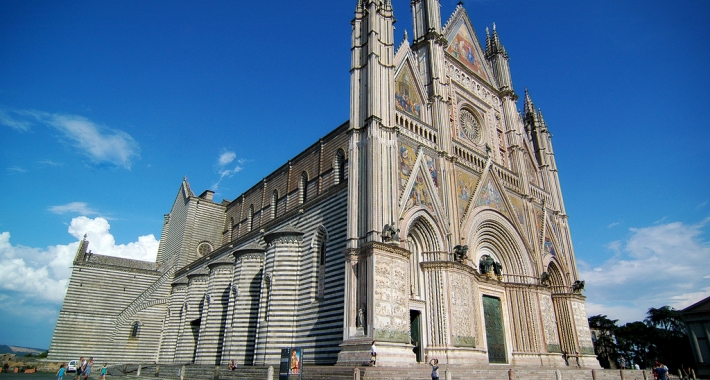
[403,29,408,42]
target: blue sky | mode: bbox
[1,1,708,349]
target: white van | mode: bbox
[67,360,79,373]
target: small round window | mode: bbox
[197,242,213,256]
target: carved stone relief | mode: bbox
[374,255,409,342]
[449,272,476,347]
[572,301,594,353]
[539,293,560,352]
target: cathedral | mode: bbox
[49,1,599,368]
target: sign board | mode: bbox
[278,348,303,380]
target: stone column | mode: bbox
[223,242,265,365]
[194,257,235,365]
[158,278,188,363]
[174,269,209,363]
[253,225,304,366]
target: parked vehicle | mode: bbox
[67,360,79,373]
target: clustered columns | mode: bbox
[253,225,305,365]
[160,279,188,362]
[174,269,209,363]
[193,257,235,365]
[222,243,265,365]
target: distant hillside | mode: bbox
[0,345,47,355]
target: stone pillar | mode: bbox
[158,279,188,363]
[194,257,235,365]
[253,225,304,366]
[223,243,265,365]
[174,269,209,363]
[337,242,414,366]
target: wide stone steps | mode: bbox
[109,364,680,380]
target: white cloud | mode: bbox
[0,217,159,305]
[212,151,244,191]
[697,200,708,210]
[0,109,33,131]
[6,166,27,173]
[218,151,236,166]
[37,159,62,167]
[48,202,98,215]
[607,222,620,228]
[581,219,710,323]
[1,109,140,169]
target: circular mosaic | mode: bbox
[460,109,481,143]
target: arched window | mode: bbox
[313,226,328,300]
[272,190,279,219]
[317,241,326,299]
[248,205,254,232]
[334,149,346,184]
[131,321,140,338]
[300,172,308,204]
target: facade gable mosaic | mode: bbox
[455,167,479,219]
[445,16,491,84]
[398,142,417,193]
[399,147,449,236]
[394,60,425,120]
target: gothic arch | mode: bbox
[403,211,445,299]
[401,210,446,253]
[465,209,535,281]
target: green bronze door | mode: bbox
[483,295,507,363]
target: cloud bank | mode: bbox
[0,109,140,169]
[0,216,159,305]
[581,218,710,323]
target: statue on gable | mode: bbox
[381,223,400,243]
[540,271,551,285]
[453,245,469,263]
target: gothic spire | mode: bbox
[524,88,536,118]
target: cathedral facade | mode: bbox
[49,1,599,368]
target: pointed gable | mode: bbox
[443,7,494,84]
[394,60,425,120]
[475,177,508,216]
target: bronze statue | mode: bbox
[453,245,469,263]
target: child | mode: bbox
[429,358,439,380]
[100,363,107,380]
[369,341,377,366]
[57,364,66,380]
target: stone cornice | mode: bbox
[264,224,304,244]
[361,241,411,259]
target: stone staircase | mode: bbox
[110,364,683,380]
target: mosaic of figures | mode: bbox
[399,143,417,193]
[455,169,479,218]
[508,195,526,228]
[475,178,508,216]
[446,21,489,81]
[395,65,424,120]
[406,173,436,214]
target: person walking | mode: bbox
[57,364,66,380]
[75,357,85,380]
[654,362,668,380]
[82,357,93,380]
[99,363,107,380]
[429,358,440,380]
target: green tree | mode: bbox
[588,314,619,368]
